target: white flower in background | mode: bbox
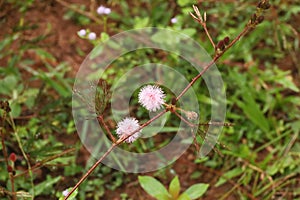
[171,17,177,24]
[97,5,111,15]
[116,117,141,143]
[62,189,69,197]
[138,85,165,112]
[88,32,96,40]
[77,29,86,37]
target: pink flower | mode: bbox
[116,117,141,143]
[138,85,165,112]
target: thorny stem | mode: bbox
[64,110,167,200]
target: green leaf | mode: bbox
[134,17,150,28]
[90,45,104,60]
[237,90,269,133]
[32,175,61,196]
[177,0,191,7]
[169,176,180,198]
[215,167,243,187]
[0,75,18,95]
[177,192,191,200]
[10,101,21,117]
[138,176,170,199]
[181,28,196,37]
[100,32,110,42]
[16,191,32,198]
[41,74,70,97]
[185,183,209,199]
[277,75,299,92]
[58,187,78,200]
[34,48,56,62]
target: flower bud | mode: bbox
[216,40,225,51]
[9,153,17,162]
[223,36,230,45]
[257,1,270,10]
[7,165,13,172]
[185,111,198,120]
[251,13,257,24]
[257,16,264,24]
[171,97,177,105]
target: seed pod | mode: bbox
[9,153,17,162]
[223,36,230,45]
[257,1,263,8]
[171,97,177,105]
[7,165,13,172]
[257,15,264,24]
[216,40,225,51]
[263,2,271,9]
[257,0,271,10]
[251,13,257,24]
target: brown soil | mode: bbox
[1,1,299,200]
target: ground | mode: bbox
[1,0,299,200]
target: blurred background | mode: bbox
[0,0,299,199]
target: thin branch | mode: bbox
[190,5,215,49]
[14,148,76,178]
[0,104,16,200]
[64,110,167,199]
[176,25,252,101]
[55,0,101,24]
[173,111,197,127]
[97,115,116,143]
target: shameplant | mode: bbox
[64,1,270,199]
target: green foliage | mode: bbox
[138,176,209,200]
[1,0,299,199]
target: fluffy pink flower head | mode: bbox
[138,85,165,112]
[116,117,141,143]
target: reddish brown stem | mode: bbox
[0,112,16,200]
[203,23,216,49]
[14,148,76,178]
[176,25,252,101]
[65,5,260,199]
[97,115,116,143]
[64,110,167,199]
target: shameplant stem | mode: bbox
[64,143,117,200]
[65,2,267,198]
[97,115,116,143]
[0,112,16,200]
[190,5,215,49]
[176,25,252,102]
[64,110,167,200]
